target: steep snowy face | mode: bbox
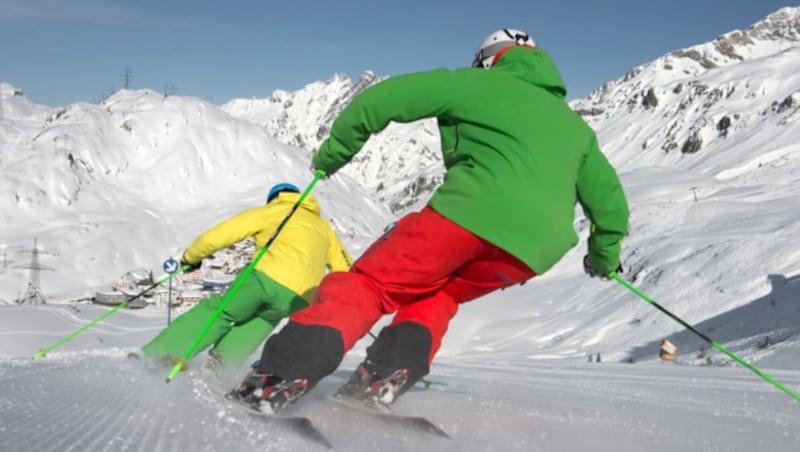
[576,7,800,105]
[223,72,381,151]
[2,88,295,216]
[667,6,800,73]
[222,72,444,214]
[570,6,800,176]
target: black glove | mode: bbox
[180,256,201,272]
[583,255,621,281]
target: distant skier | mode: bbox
[227,28,629,412]
[139,183,353,369]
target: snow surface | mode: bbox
[2,7,800,452]
[0,305,798,452]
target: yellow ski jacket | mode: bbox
[182,192,353,302]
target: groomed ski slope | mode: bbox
[0,305,797,452]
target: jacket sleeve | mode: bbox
[182,207,265,264]
[576,136,629,274]
[312,69,457,175]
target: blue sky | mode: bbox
[1,0,796,107]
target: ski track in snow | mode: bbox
[0,355,318,452]
[0,349,798,452]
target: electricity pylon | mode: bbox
[15,238,57,304]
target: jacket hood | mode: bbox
[272,192,321,215]
[492,47,567,99]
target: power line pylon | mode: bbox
[121,67,133,89]
[15,238,57,305]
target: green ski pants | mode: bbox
[140,271,308,368]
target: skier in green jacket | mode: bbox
[227,28,630,413]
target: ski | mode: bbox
[246,409,334,450]
[225,396,334,450]
[326,395,452,439]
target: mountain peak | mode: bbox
[751,6,800,41]
[574,6,800,110]
[661,7,800,74]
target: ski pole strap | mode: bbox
[166,171,326,383]
[611,272,800,402]
[32,266,188,359]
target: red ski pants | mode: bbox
[291,207,536,364]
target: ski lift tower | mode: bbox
[15,238,57,304]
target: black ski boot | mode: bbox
[334,360,409,412]
[226,364,308,414]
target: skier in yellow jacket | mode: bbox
[140,183,353,369]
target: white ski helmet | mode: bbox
[471,28,536,69]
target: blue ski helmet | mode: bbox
[267,182,300,203]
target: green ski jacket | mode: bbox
[313,47,629,274]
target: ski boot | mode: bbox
[334,360,409,412]
[226,364,308,415]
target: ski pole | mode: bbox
[611,272,800,402]
[166,171,326,383]
[32,266,189,359]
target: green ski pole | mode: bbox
[611,272,800,402]
[165,171,326,383]
[33,266,189,359]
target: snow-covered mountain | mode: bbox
[0,83,391,301]
[1,5,799,376]
[224,72,381,151]
[571,6,800,171]
[2,7,800,451]
[221,8,800,219]
[222,73,444,213]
